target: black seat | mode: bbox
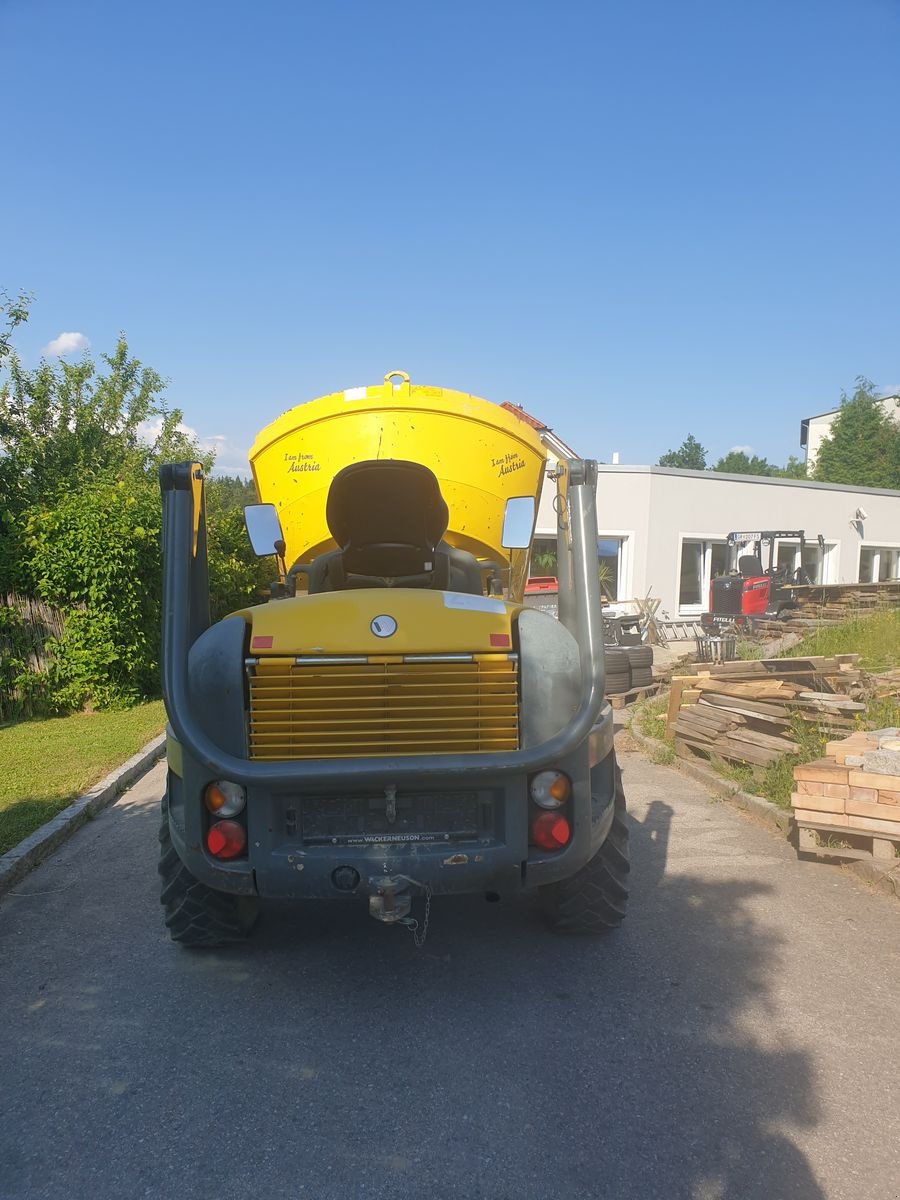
[442,543,485,596]
[305,460,452,592]
[738,554,764,578]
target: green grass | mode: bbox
[863,694,900,731]
[735,639,766,661]
[631,693,676,763]
[633,692,669,741]
[0,701,165,855]
[783,609,900,671]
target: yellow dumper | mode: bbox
[158,372,628,945]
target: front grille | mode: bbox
[247,655,519,759]
[711,577,742,615]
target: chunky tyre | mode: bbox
[158,794,260,947]
[539,764,630,933]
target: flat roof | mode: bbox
[595,463,900,499]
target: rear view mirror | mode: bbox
[501,496,535,549]
[244,503,284,557]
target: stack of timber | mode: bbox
[789,580,900,619]
[792,729,900,863]
[666,655,863,771]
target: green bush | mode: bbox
[27,477,163,709]
[1,295,269,716]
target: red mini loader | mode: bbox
[701,530,825,630]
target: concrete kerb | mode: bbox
[0,733,166,899]
[626,719,793,836]
[627,714,900,903]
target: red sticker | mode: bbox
[251,635,274,650]
[490,633,511,648]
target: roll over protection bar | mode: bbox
[159,459,607,787]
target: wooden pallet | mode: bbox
[608,681,661,710]
[795,817,900,864]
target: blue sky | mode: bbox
[3,0,899,473]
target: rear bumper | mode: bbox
[165,716,616,901]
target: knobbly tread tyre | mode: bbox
[158,794,260,948]
[623,645,653,669]
[540,764,630,934]
[604,648,632,695]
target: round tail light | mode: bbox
[530,812,571,850]
[529,770,571,809]
[207,820,247,860]
[204,780,246,817]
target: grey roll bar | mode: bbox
[159,459,607,787]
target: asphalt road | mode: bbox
[2,736,898,1200]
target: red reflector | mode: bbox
[530,811,571,850]
[207,820,247,860]
[251,635,274,650]
[490,633,511,647]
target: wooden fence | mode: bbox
[0,592,68,719]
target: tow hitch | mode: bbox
[368,875,433,946]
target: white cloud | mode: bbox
[728,444,754,455]
[204,434,252,477]
[136,419,251,476]
[137,416,200,444]
[42,331,90,357]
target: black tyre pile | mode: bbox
[625,645,654,689]
[603,645,654,695]
[604,647,632,694]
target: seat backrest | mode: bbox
[739,554,764,578]
[319,459,452,590]
[443,544,484,596]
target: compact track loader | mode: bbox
[158,372,629,945]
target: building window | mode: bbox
[679,539,728,612]
[530,538,557,576]
[529,535,630,601]
[598,537,625,601]
[859,545,900,583]
[775,539,836,584]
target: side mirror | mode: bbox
[501,496,535,549]
[244,503,284,557]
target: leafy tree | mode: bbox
[775,455,808,480]
[207,473,257,513]
[0,289,31,364]
[813,377,900,490]
[1,293,267,710]
[657,434,707,470]
[711,450,775,476]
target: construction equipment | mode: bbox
[701,530,825,631]
[157,372,629,946]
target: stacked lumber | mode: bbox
[666,656,863,771]
[790,581,900,618]
[680,654,861,683]
[792,730,900,861]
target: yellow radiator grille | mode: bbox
[248,655,519,759]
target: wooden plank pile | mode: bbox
[666,655,863,771]
[790,580,900,618]
[792,730,900,862]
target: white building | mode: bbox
[800,393,900,471]
[533,465,900,621]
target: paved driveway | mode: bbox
[2,739,898,1200]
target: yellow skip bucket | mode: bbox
[249,372,548,598]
